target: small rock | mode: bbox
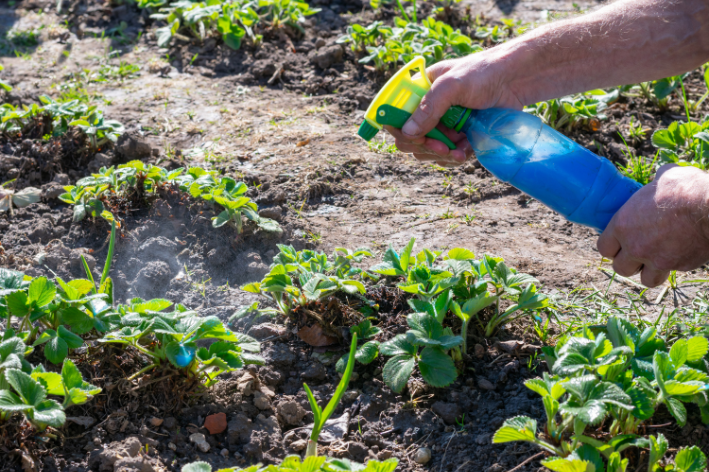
[248,323,286,340]
[87,153,112,173]
[116,133,152,159]
[301,362,327,381]
[204,412,227,434]
[478,378,495,391]
[163,417,176,429]
[258,207,283,221]
[486,464,504,472]
[189,433,210,452]
[377,450,392,460]
[53,173,70,185]
[474,344,485,358]
[414,447,432,464]
[431,402,462,425]
[290,439,307,452]
[220,448,229,458]
[41,182,65,199]
[167,442,177,451]
[310,44,344,69]
[148,417,163,428]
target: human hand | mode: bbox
[384,51,526,166]
[597,164,709,287]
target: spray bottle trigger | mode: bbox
[375,104,456,150]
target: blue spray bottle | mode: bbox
[357,56,642,232]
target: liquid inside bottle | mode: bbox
[458,108,642,232]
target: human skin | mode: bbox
[384,0,709,287]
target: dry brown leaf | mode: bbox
[297,324,337,347]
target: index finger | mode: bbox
[597,217,621,259]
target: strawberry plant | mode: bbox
[98,300,262,385]
[242,245,372,316]
[60,162,281,235]
[493,316,709,471]
[651,117,709,169]
[0,95,124,149]
[181,455,398,472]
[31,358,101,408]
[146,0,319,50]
[335,320,381,374]
[379,312,462,392]
[0,369,66,431]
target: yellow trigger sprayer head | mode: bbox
[357,56,469,150]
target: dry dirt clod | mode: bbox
[204,412,228,434]
[414,447,432,464]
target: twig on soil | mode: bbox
[503,451,545,472]
[598,267,645,289]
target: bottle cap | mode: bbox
[440,105,467,130]
[358,120,380,141]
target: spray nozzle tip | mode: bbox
[357,120,380,141]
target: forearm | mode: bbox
[495,0,709,105]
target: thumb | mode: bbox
[402,64,460,138]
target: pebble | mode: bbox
[189,433,211,452]
[414,447,432,464]
[220,448,229,458]
[149,417,164,428]
[290,439,307,452]
[474,344,485,358]
[478,378,495,390]
[168,442,177,451]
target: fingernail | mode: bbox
[402,120,420,137]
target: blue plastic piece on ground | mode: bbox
[174,344,196,368]
[458,108,642,232]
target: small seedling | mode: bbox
[304,334,357,457]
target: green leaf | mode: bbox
[446,248,475,260]
[31,399,66,428]
[44,335,68,364]
[32,371,63,396]
[675,446,707,472]
[419,346,457,388]
[380,334,416,357]
[182,462,212,472]
[6,369,46,406]
[652,129,678,150]
[492,416,537,443]
[27,277,55,307]
[685,336,708,362]
[648,434,669,471]
[670,340,688,368]
[574,444,605,472]
[382,354,415,393]
[5,291,29,316]
[541,457,595,472]
[665,396,688,426]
